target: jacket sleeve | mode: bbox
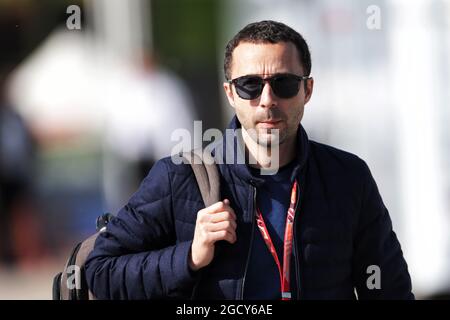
[85,158,198,299]
[352,162,414,299]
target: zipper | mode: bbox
[240,185,257,299]
[292,181,302,300]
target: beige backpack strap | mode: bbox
[182,149,220,207]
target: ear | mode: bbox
[304,77,314,104]
[223,82,236,108]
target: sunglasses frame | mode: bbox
[228,73,310,100]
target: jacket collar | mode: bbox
[211,115,309,186]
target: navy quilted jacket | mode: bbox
[85,116,414,300]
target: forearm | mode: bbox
[85,237,198,299]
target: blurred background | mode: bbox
[0,0,449,299]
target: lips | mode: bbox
[257,120,282,128]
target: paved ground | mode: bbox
[0,258,65,300]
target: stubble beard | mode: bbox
[255,128,285,148]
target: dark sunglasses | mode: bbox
[228,73,310,100]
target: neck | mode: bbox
[242,128,297,171]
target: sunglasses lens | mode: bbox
[234,77,263,100]
[271,75,300,98]
[232,74,303,100]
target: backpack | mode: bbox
[52,149,220,300]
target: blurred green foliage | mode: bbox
[152,0,220,71]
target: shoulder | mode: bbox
[148,156,194,176]
[309,140,369,169]
[308,140,371,180]
[126,155,200,212]
[146,156,198,191]
[131,156,194,197]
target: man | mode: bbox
[85,20,414,299]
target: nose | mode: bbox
[259,81,277,109]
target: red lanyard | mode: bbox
[255,180,298,301]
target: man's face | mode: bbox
[224,42,313,146]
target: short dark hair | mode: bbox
[224,20,311,80]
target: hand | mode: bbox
[189,199,237,271]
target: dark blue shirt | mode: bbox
[244,161,298,300]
